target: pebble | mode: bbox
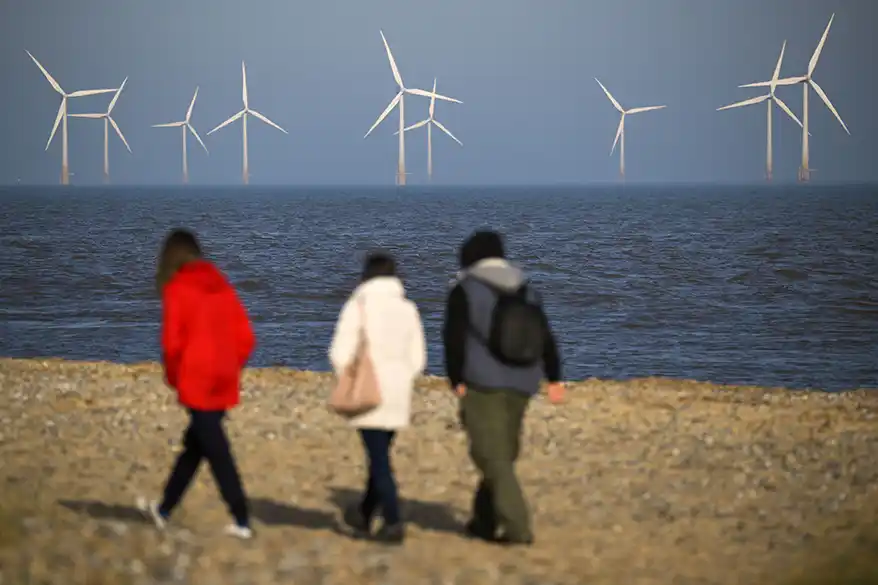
[1,358,877,585]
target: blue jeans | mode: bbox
[358,429,400,525]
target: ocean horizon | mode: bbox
[1,184,876,391]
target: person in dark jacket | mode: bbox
[443,230,564,546]
[137,228,256,539]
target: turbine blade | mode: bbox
[393,119,430,135]
[595,78,624,113]
[67,89,117,97]
[379,30,404,88]
[433,119,462,146]
[186,87,199,122]
[109,117,131,153]
[364,92,402,138]
[242,62,249,109]
[406,88,461,103]
[429,78,437,118]
[188,124,209,154]
[249,109,288,134]
[771,41,787,87]
[809,79,850,135]
[68,113,105,118]
[808,13,834,77]
[152,121,186,128]
[46,100,65,150]
[610,115,624,155]
[26,51,64,94]
[207,110,245,135]
[717,94,770,110]
[107,77,127,114]
[626,105,666,114]
[772,96,803,128]
[780,76,806,87]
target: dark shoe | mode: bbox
[342,505,371,537]
[463,519,497,542]
[496,532,534,547]
[372,522,405,545]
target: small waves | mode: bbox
[1,184,876,390]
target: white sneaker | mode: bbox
[136,496,167,530]
[223,523,253,540]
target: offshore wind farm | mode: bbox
[14,11,861,186]
[2,5,877,583]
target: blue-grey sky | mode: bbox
[1,0,875,185]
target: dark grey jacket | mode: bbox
[442,258,561,395]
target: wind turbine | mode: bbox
[152,87,209,184]
[363,30,462,187]
[25,51,117,185]
[717,41,803,181]
[207,62,287,185]
[394,78,462,182]
[739,14,849,182]
[595,79,666,180]
[68,78,132,184]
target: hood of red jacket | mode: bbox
[169,260,231,294]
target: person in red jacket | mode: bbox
[137,228,256,539]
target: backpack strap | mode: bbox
[463,277,531,346]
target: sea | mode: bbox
[1,184,876,391]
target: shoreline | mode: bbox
[4,356,876,394]
[2,357,878,584]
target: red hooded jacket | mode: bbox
[161,260,255,411]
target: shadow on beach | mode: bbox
[326,486,463,535]
[777,529,878,585]
[58,500,151,524]
[248,498,337,530]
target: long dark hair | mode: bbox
[360,252,397,283]
[155,228,202,293]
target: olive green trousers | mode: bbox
[460,386,532,542]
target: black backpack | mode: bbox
[472,281,546,367]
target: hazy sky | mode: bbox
[1,0,875,185]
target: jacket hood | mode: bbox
[170,260,231,294]
[351,276,405,300]
[456,258,525,291]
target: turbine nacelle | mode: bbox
[153,87,210,155]
[207,64,288,137]
[594,78,666,156]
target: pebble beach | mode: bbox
[1,357,877,585]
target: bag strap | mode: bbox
[356,295,368,346]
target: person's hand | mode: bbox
[455,384,467,397]
[546,382,565,404]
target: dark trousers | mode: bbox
[460,387,532,542]
[159,409,249,526]
[358,429,401,526]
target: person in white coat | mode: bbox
[328,253,426,544]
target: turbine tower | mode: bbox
[364,30,461,187]
[25,51,116,185]
[740,14,849,182]
[717,42,803,181]
[153,87,209,184]
[68,78,132,184]
[595,78,666,181]
[395,78,462,181]
[207,62,287,185]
